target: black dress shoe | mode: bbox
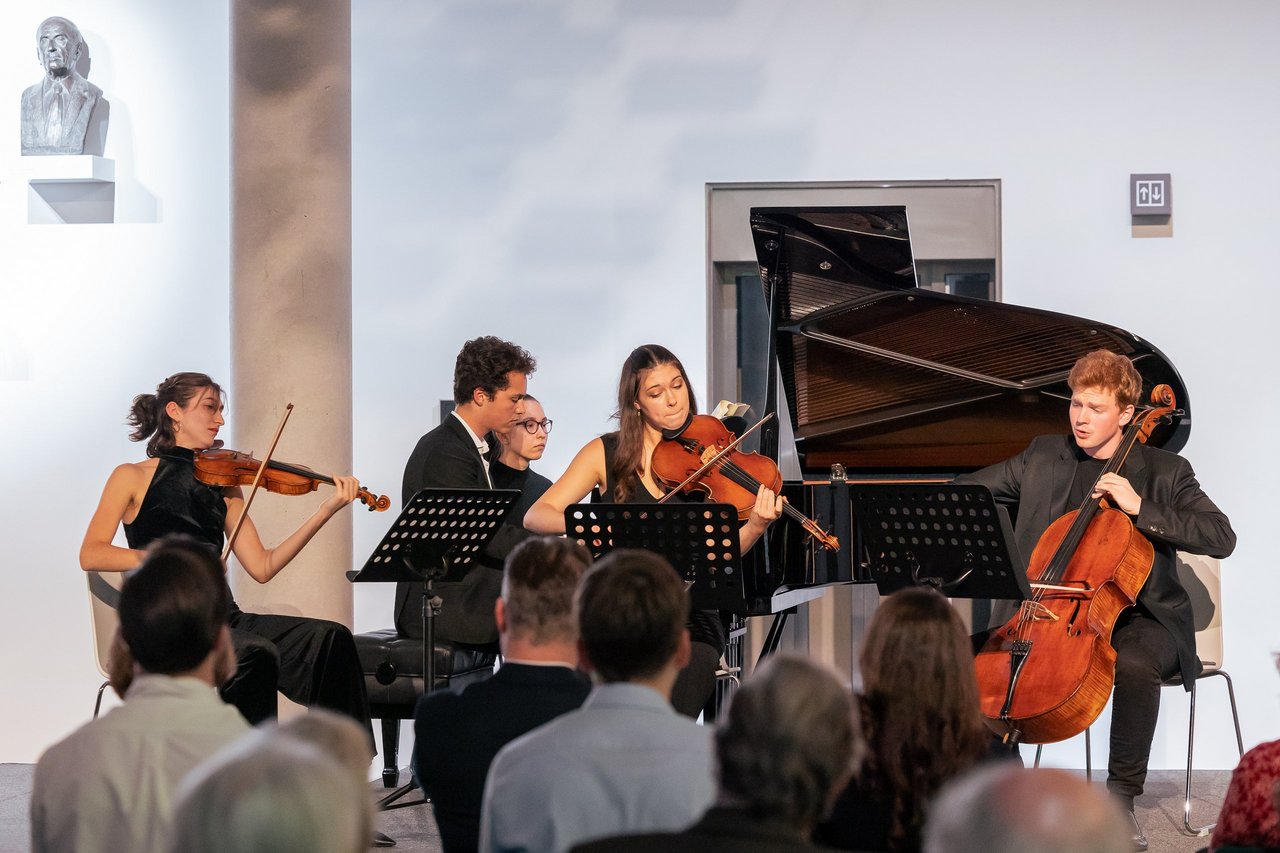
[371,830,396,848]
[1125,810,1148,852]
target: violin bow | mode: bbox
[222,403,294,563]
[656,412,775,505]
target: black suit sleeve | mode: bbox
[955,442,1030,501]
[1133,455,1236,559]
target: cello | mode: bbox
[973,385,1179,745]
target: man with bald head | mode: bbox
[21,16,105,155]
[924,764,1130,853]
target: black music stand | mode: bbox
[349,487,518,813]
[564,503,745,611]
[850,483,1030,601]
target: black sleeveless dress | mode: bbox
[124,447,370,731]
[597,433,726,654]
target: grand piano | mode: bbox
[735,205,1191,614]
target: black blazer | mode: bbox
[413,663,591,853]
[398,415,529,644]
[960,434,1236,686]
[570,807,851,853]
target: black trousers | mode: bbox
[1107,609,1182,806]
[670,610,726,719]
[220,607,373,740]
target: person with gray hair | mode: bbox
[414,536,593,853]
[923,764,1130,853]
[572,654,860,853]
[168,714,373,853]
[20,16,106,155]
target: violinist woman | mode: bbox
[525,345,782,717]
[80,372,371,730]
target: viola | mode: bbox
[650,414,839,551]
[194,448,391,512]
[974,385,1178,745]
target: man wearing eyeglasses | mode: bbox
[491,395,554,526]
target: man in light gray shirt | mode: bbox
[31,538,249,853]
[479,549,715,853]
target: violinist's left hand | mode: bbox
[1092,473,1142,516]
[746,485,785,532]
[321,474,361,513]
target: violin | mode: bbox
[650,414,839,551]
[194,448,391,512]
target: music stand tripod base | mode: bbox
[349,487,519,812]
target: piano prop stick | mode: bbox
[651,413,839,551]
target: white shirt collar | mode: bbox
[451,410,490,457]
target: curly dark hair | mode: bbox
[452,336,536,405]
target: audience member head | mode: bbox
[169,724,372,853]
[855,586,990,850]
[575,549,689,685]
[717,655,859,833]
[924,764,1129,853]
[275,710,374,785]
[498,536,592,653]
[117,535,230,680]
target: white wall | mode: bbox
[3,0,1275,771]
[1,3,229,761]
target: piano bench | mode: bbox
[353,628,497,787]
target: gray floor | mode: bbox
[1,763,1229,852]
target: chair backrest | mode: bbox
[1174,552,1223,671]
[86,571,126,680]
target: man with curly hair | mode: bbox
[400,336,537,645]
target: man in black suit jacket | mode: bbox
[400,336,536,645]
[960,350,1235,851]
[570,655,860,853]
[413,537,592,853]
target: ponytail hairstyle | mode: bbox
[611,345,697,502]
[128,373,223,457]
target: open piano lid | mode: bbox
[750,206,1189,474]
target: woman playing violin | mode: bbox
[80,372,371,729]
[525,345,783,716]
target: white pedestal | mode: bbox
[20,155,116,223]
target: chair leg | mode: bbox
[93,680,109,719]
[1032,728,1090,781]
[1084,725,1092,782]
[380,717,400,788]
[1183,671,1245,836]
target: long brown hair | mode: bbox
[127,372,223,457]
[610,345,698,502]
[857,587,989,851]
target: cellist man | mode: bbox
[960,349,1235,852]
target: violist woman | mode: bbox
[525,344,782,717]
[80,372,371,730]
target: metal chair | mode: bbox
[86,571,125,718]
[1034,552,1243,835]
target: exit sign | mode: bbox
[1130,173,1171,216]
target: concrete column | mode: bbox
[229,0,353,625]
